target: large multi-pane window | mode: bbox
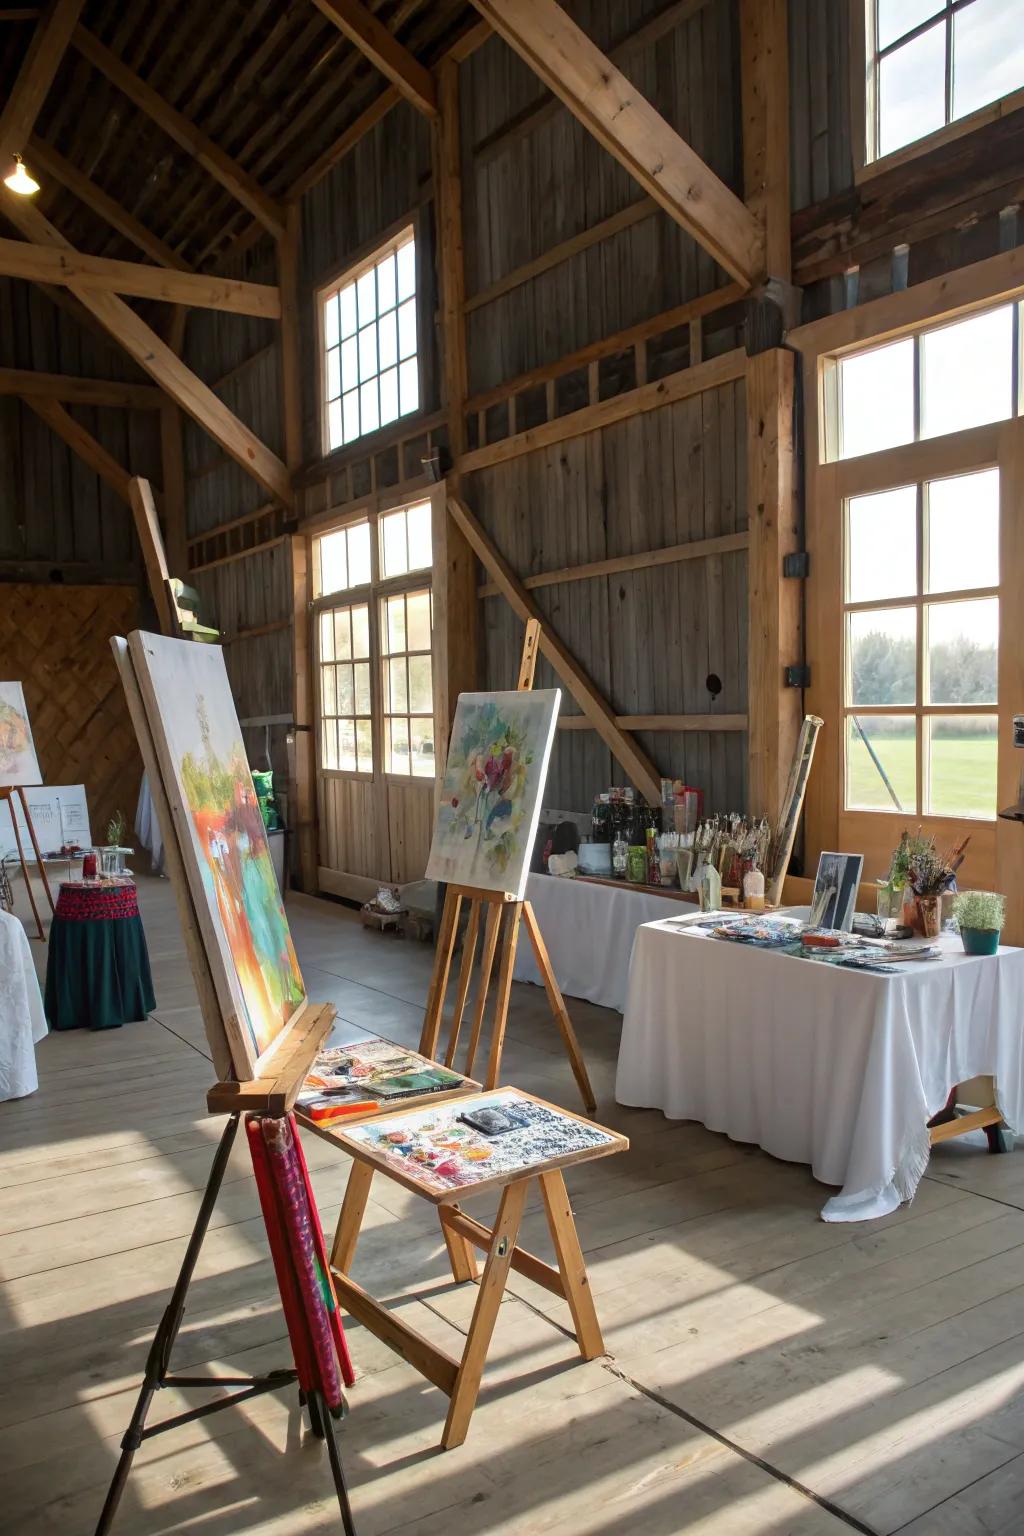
[862,0,1024,164]
[312,498,434,779]
[828,301,1019,820]
[319,227,419,454]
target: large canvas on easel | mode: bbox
[0,682,41,787]
[125,632,305,1076]
[426,689,560,899]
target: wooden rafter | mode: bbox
[470,0,765,288]
[1,190,293,505]
[72,25,286,239]
[310,0,436,118]
[28,138,191,271]
[0,368,160,408]
[0,0,84,160]
[0,235,281,317]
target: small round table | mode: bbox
[44,877,156,1032]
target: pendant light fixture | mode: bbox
[3,154,40,195]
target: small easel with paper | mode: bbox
[0,681,55,940]
[419,620,595,1114]
[102,632,357,1536]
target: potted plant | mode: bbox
[952,890,1006,956]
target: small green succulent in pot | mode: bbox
[952,890,1006,957]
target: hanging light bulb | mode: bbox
[4,154,40,195]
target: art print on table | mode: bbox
[0,683,41,787]
[128,633,304,1068]
[426,689,560,898]
[344,1089,614,1195]
[809,851,865,933]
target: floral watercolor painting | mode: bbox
[130,634,304,1064]
[0,683,42,787]
[426,689,560,898]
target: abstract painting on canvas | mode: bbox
[0,683,41,787]
[128,632,304,1070]
[426,689,560,899]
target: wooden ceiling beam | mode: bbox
[0,0,84,161]
[0,191,293,505]
[309,0,437,117]
[72,25,286,239]
[0,368,161,407]
[0,234,281,316]
[470,0,765,288]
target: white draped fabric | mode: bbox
[0,909,47,1101]
[616,917,1024,1221]
[513,872,684,1014]
[135,773,165,875]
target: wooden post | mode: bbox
[290,535,318,894]
[740,0,791,284]
[746,348,801,827]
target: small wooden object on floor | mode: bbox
[419,619,596,1113]
[327,1087,626,1448]
[0,784,55,941]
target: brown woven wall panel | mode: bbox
[0,584,142,846]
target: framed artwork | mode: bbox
[809,851,865,933]
[0,683,42,787]
[125,632,305,1078]
[426,689,560,899]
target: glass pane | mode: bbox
[396,238,415,301]
[354,661,371,715]
[389,716,411,775]
[338,718,357,773]
[848,606,916,705]
[319,609,335,662]
[322,718,338,771]
[926,715,998,818]
[411,717,435,778]
[334,609,352,661]
[381,514,408,580]
[351,604,370,659]
[360,379,379,435]
[342,390,359,444]
[321,663,337,716]
[340,335,358,389]
[407,503,432,573]
[388,657,409,713]
[847,486,916,601]
[927,469,999,593]
[878,22,947,158]
[339,283,357,339]
[356,268,376,327]
[356,718,373,773]
[318,531,347,596]
[953,0,1024,121]
[358,323,378,379]
[399,357,419,416]
[337,664,354,714]
[379,367,399,426]
[347,523,371,588]
[327,398,343,451]
[326,346,341,402]
[324,293,340,349]
[921,306,1014,440]
[397,298,416,361]
[846,715,917,812]
[378,309,398,370]
[838,339,914,459]
[377,252,396,312]
[409,653,433,713]
[878,0,943,52]
[926,597,998,703]
[386,592,406,651]
[406,587,432,649]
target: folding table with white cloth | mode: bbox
[0,908,47,1101]
[615,915,1024,1221]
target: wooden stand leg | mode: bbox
[330,1161,374,1274]
[539,1169,603,1360]
[445,901,480,1068]
[484,901,523,1091]
[523,900,596,1114]
[441,1178,527,1449]
[439,1203,479,1283]
[18,787,54,913]
[419,890,462,1060]
[464,902,501,1078]
[5,794,44,941]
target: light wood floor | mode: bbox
[3,876,1024,1535]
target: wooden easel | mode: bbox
[419,620,596,1114]
[0,784,55,941]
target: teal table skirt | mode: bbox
[45,880,156,1032]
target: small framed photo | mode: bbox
[809,851,864,932]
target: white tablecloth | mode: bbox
[0,909,47,1101]
[135,773,165,875]
[513,872,688,1013]
[616,917,1024,1221]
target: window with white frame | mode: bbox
[312,498,434,778]
[863,0,1024,164]
[319,227,419,455]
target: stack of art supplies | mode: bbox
[297,1037,465,1125]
